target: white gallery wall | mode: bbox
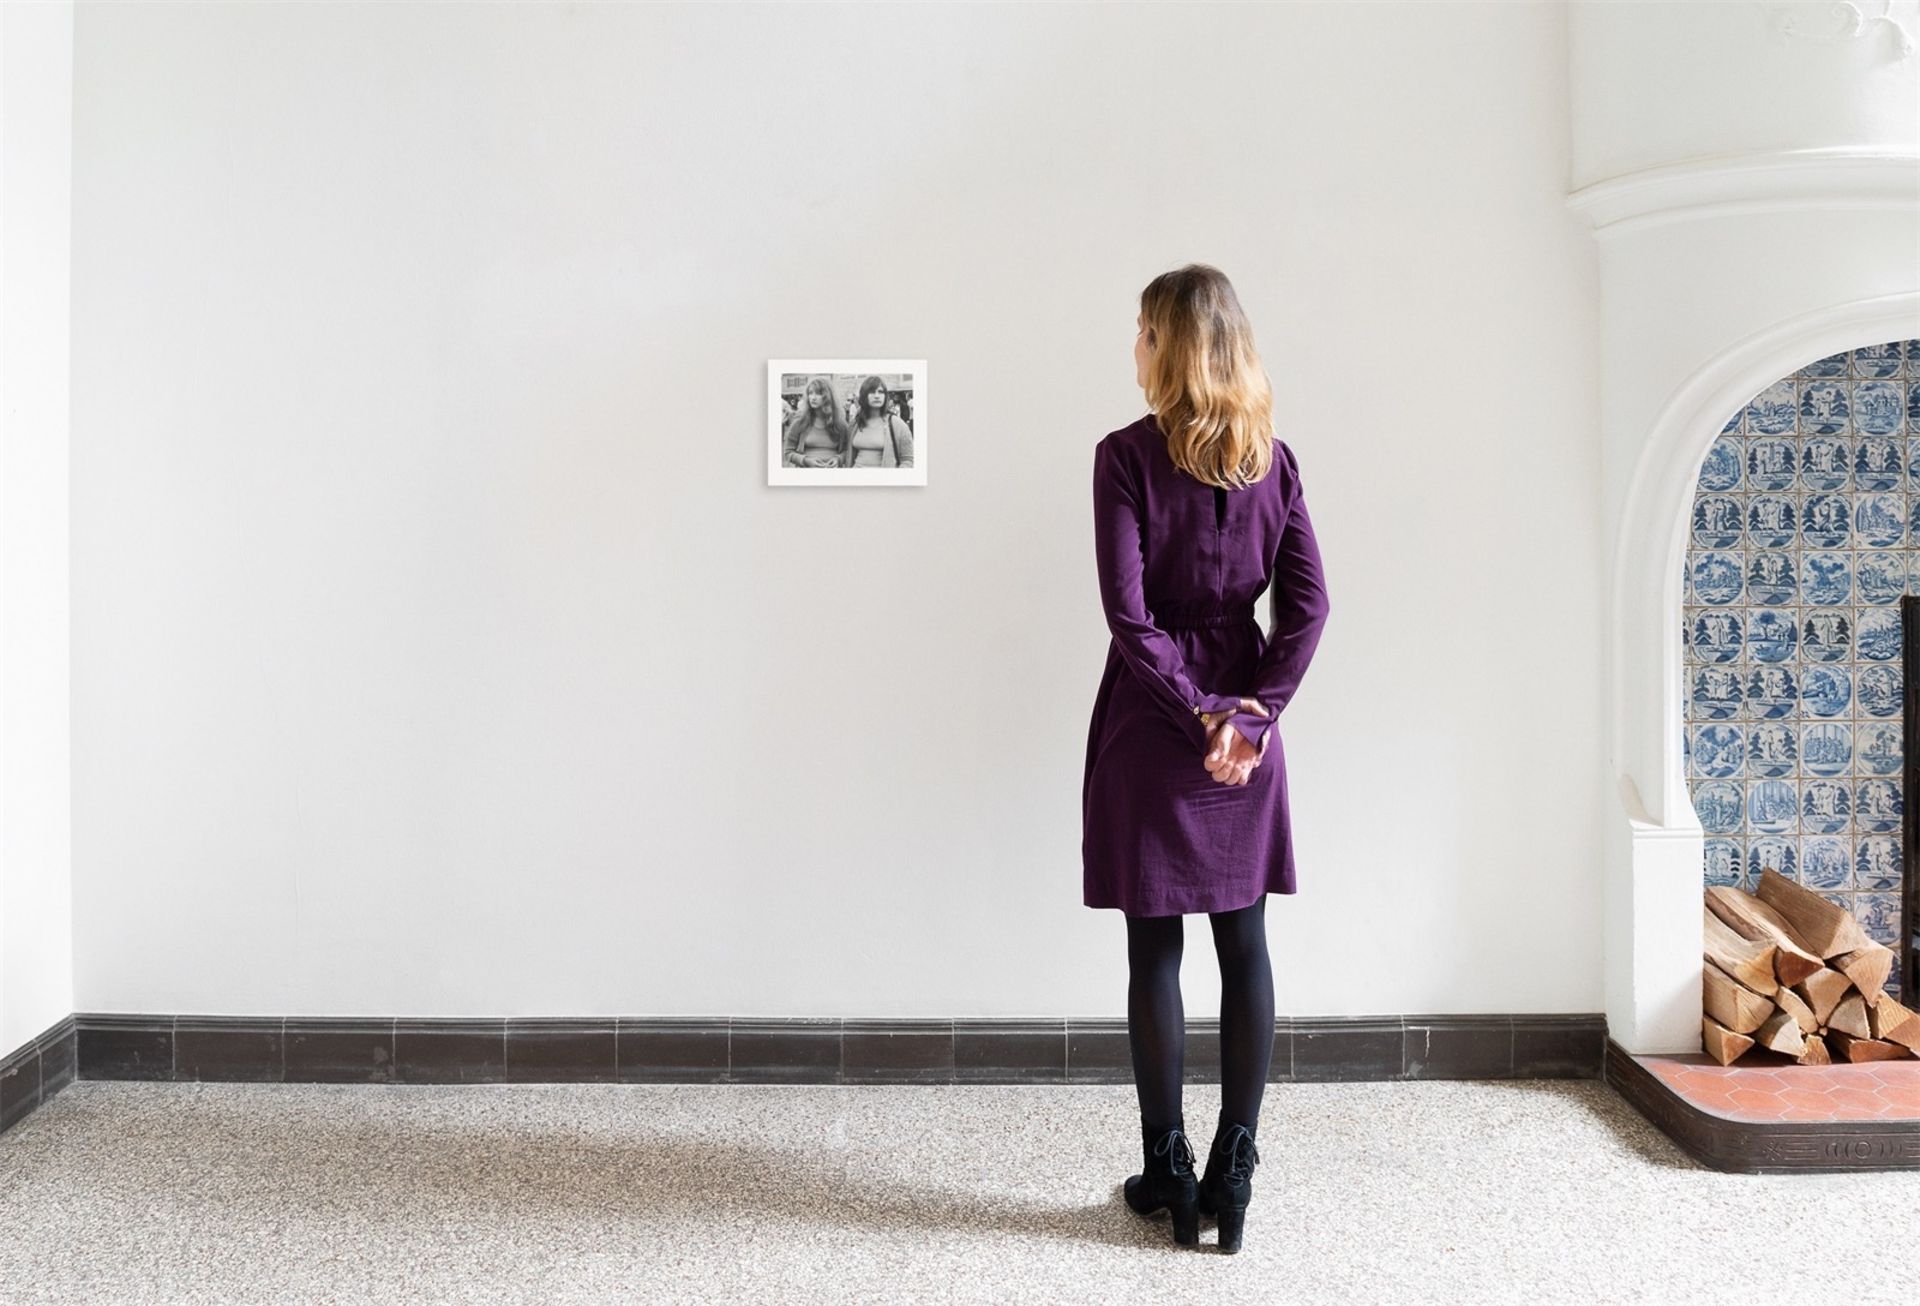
[66,2,1602,1021]
[1,2,75,1063]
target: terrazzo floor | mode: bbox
[0,1078,1915,1305]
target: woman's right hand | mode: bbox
[1202,699,1270,786]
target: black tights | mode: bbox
[1124,896,1274,1135]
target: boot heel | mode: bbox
[1170,1193,1200,1246]
[1215,1203,1246,1254]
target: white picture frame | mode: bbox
[768,358,928,487]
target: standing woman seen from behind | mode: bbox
[1081,264,1331,1253]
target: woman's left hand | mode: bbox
[1201,709,1269,786]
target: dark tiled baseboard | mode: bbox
[1603,1037,1920,1174]
[0,1012,1605,1141]
[0,1015,76,1137]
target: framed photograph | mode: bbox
[768,359,927,486]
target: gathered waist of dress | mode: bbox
[1150,599,1257,629]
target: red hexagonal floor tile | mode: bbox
[1638,1050,1920,1122]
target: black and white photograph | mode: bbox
[767,359,927,486]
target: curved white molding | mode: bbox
[1612,291,1920,831]
[1566,147,1920,235]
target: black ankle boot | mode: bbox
[1121,1119,1200,1246]
[1196,1114,1261,1253]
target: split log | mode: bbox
[1702,1016,1755,1067]
[1827,1032,1911,1063]
[1705,887,1825,986]
[1704,961,1774,1034]
[1751,866,1876,958]
[1752,1008,1807,1057]
[1773,984,1819,1035]
[1704,907,1779,994]
[1797,1032,1833,1065]
[1828,992,1872,1039]
[1792,968,1854,1026]
[1831,943,1893,1007]
[1867,994,1920,1054]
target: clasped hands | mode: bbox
[1198,698,1271,786]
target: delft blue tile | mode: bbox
[1802,608,1852,660]
[1857,664,1900,716]
[1857,721,1901,774]
[1855,380,1904,435]
[1855,892,1900,944]
[1856,436,1903,488]
[1744,664,1797,718]
[1856,492,1906,546]
[1799,665,1850,717]
[1692,551,1745,604]
[1694,780,1745,834]
[1693,346,1916,914]
[1855,836,1903,890]
[1801,551,1852,604]
[1693,665,1744,719]
[1801,778,1850,833]
[1747,778,1799,833]
[1800,722,1853,776]
[1694,494,1744,547]
[1849,344,1900,378]
[1800,836,1852,889]
[1701,434,1743,486]
[1747,608,1797,662]
[1691,724,1745,777]
[1802,492,1851,546]
[1748,380,1800,437]
[1690,607,1745,662]
[1747,721,1797,775]
[1801,381,1852,436]
[1747,494,1798,546]
[1857,551,1905,602]
[1748,835,1795,882]
[1746,551,1796,604]
[1703,839,1743,887]
[1801,436,1851,488]
[1856,778,1902,832]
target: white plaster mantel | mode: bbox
[1567,2,1920,1052]
[1568,147,1920,234]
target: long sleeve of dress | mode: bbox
[1229,444,1331,755]
[1093,439,1245,753]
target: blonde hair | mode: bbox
[1138,263,1276,489]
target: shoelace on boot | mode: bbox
[1215,1126,1260,1182]
[1151,1128,1197,1176]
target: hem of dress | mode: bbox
[1082,883,1297,916]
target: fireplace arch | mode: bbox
[1606,293,1920,1051]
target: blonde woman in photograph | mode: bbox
[782,376,851,468]
[846,375,914,468]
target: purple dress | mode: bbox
[1081,413,1331,917]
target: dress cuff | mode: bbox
[1193,692,1243,718]
[1225,706,1274,753]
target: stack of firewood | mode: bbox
[1702,866,1919,1066]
